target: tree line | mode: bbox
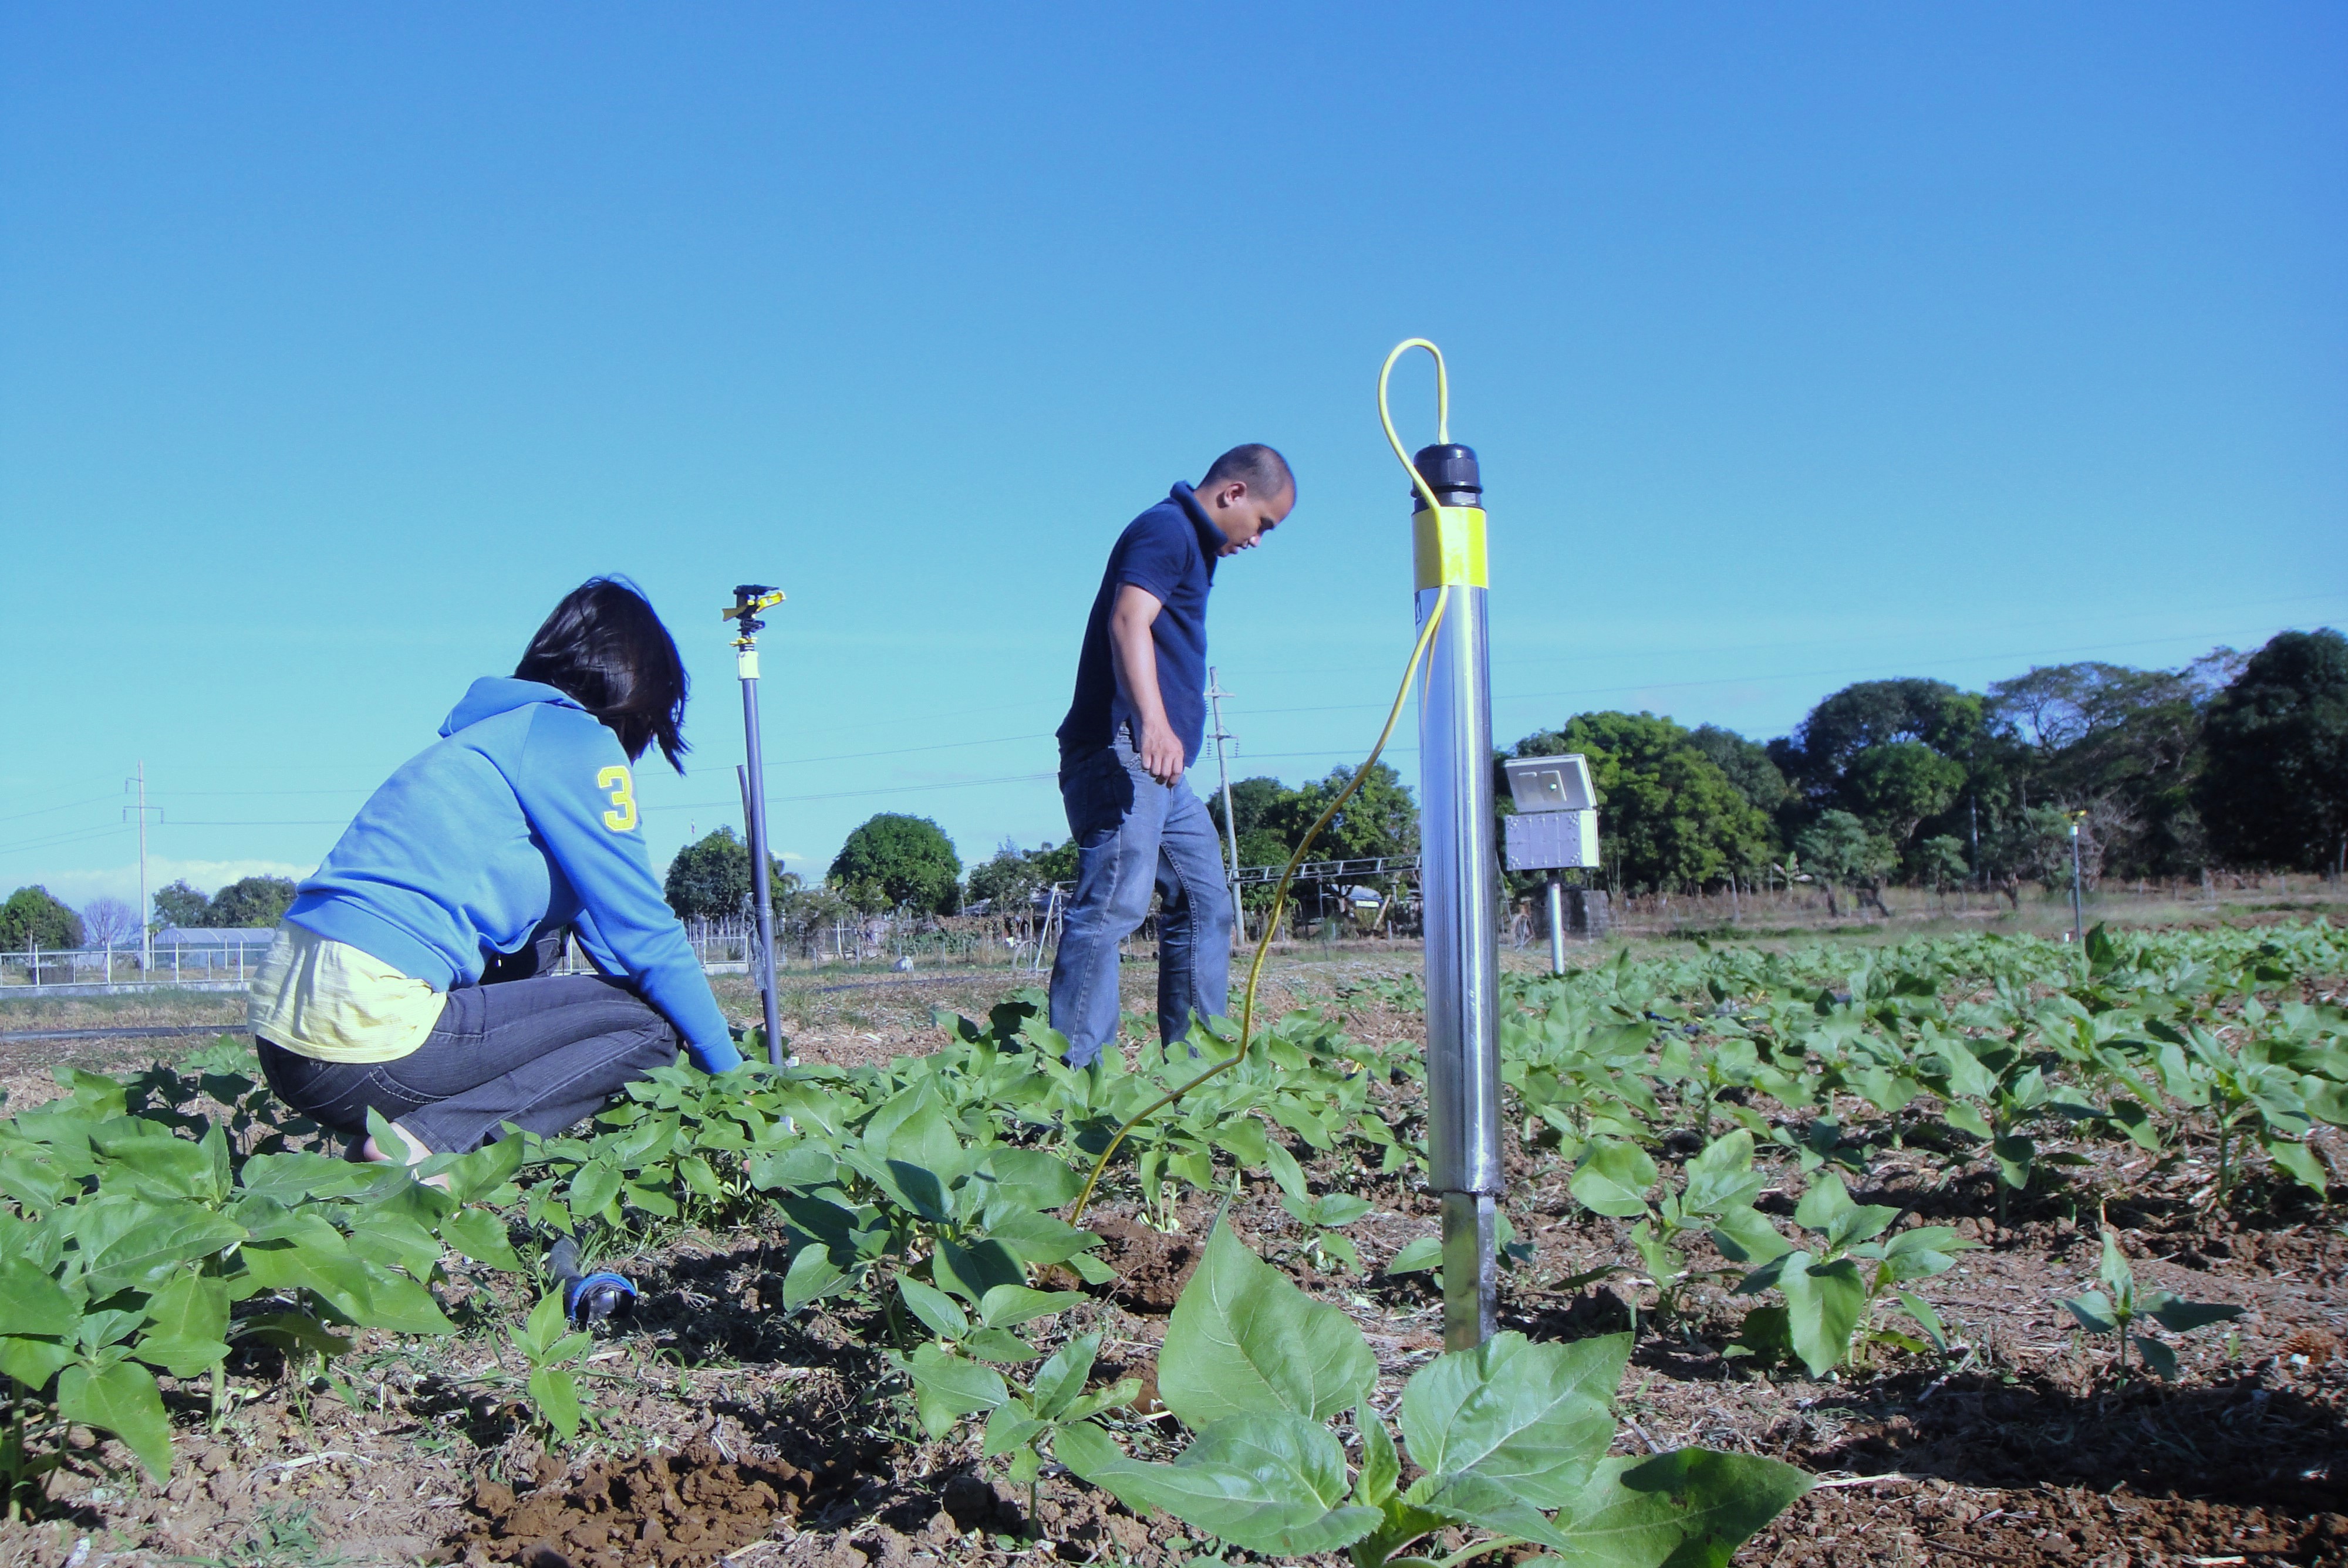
[659,627,2347,925]
[11,630,2337,954]
[1512,628,2346,898]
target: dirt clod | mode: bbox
[1086,1212,1203,1312]
[444,1439,827,1567]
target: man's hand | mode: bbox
[1134,717,1185,787]
[1109,584,1184,786]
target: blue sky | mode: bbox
[4,4,2343,914]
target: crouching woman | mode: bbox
[247,576,743,1174]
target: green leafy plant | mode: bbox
[1057,1221,1809,1566]
[507,1292,593,1444]
[2059,1225,2243,1384]
[0,1056,524,1513]
[1566,1130,1777,1334]
[1723,1172,1974,1377]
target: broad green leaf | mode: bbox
[528,1366,582,1441]
[236,1151,384,1205]
[1709,1205,1790,1265]
[1354,1409,1400,1505]
[2060,1292,2118,1334]
[1991,1135,2035,1190]
[1399,1330,1626,1508]
[0,1256,79,1336]
[1874,1226,1976,1280]
[439,1206,525,1272]
[1894,1291,1949,1356]
[58,1359,172,1481]
[860,1083,970,1189]
[2265,1137,2329,1195]
[91,1123,215,1201]
[978,1206,1099,1267]
[347,1261,455,1334]
[133,1271,230,1377]
[1028,1330,1099,1420]
[2131,1334,2180,1380]
[747,1142,838,1192]
[780,1241,846,1310]
[1386,1236,1443,1275]
[0,1335,73,1389]
[2096,1228,2134,1295]
[1061,1377,1142,1423]
[1055,1414,1381,1557]
[1942,1101,1992,1140]
[898,1276,971,1340]
[677,1154,725,1199]
[73,1196,246,1299]
[433,1132,527,1205]
[1309,1194,1374,1228]
[964,1328,1040,1363]
[978,1283,1082,1330]
[1679,1131,1764,1216]
[233,1310,352,1362]
[978,1148,1084,1211]
[2147,1298,2244,1334]
[1158,1221,1376,1428]
[935,1238,1024,1305]
[1212,1117,1272,1168]
[1778,1255,1866,1377]
[568,1159,623,1222]
[515,1292,569,1357]
[1260,1138,1308,1203]
[903,1341,1008,1438]
[1546,1449,1813,1568]
[981,1401,1047,1459]
[1570,1139,1658,1219]
[1790,1171,1853,1231]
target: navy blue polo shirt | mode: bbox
[1057,482,1224,769]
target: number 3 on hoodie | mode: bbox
[597,765,637,832]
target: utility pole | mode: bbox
[1206,668,1243,949]
[124,763,160,972]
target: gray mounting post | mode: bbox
[1412,441,1501,1351]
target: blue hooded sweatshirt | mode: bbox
[284,678,741,1073]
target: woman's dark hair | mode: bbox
[515,577,690,772]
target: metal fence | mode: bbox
[0,938,277,992]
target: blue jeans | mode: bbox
[1048,729,1233,1067]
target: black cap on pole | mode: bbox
[1412,444,1482,510]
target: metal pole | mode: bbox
[740,672,785,1065]
[1207,667,1244,949]
[1411,440,1501,1351]
[2069,819,2084,945]
[723,586,789,1066]
[1546,873,1566,976]
[132,762,154,974]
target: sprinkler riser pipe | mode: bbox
[738,652,785,1067]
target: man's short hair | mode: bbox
[1202,443,1294,499]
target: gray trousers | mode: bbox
[257,962,680,1154]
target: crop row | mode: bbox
[1,920,2340,1560]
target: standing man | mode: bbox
[1048,445,1295,1067]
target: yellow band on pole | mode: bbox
[1413,505,1487,590]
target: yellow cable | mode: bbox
[1064,339,1458,1225]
